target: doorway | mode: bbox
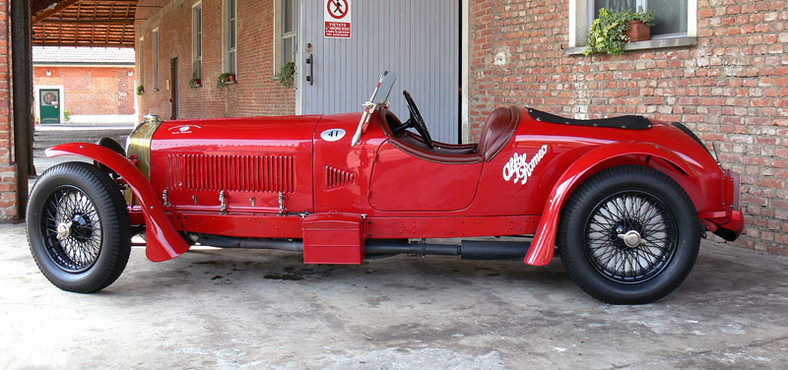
[39,88,61,124]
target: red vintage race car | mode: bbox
[27,72,743,304]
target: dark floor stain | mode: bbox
[211,275,223,280]
[193,261,224,266]
[264,274,304,281]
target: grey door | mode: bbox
[300,0,460,143]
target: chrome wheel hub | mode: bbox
[56,221,72,240]
[617,230,644,248]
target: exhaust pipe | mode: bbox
[366,239,529,261]
[192,234,530,261]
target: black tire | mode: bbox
[27,162,131,293]
[95,137,126,179]
[558,165,700,304]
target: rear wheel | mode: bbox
[27,162,131,293]
[558,165,699,304]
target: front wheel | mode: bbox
[27,162,131,293]
[558,165,700,304]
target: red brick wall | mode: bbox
[33,66,136,115]
[0,0,16,220]
[469,1,787,255]
[136,0,295,120]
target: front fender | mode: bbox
[525,143,695,266]
[46,143,190,262]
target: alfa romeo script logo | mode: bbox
[502,145,548,185]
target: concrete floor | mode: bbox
[1,222,786,369]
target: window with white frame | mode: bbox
[139,37,145,87]
[592,0,686,36]
[192,2,203,82]
[224,0,237,75]
[569,0,696,49]
[282,0,298,65]
[273,0,299,72]
[153,29,160,90]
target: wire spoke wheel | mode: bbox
[585,191,677,284]
[27,162,131,293]
[558,166,700,304]
[41,186,103,273]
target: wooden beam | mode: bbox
[39,18,135,25]
[33,0,80,23]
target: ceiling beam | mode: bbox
[39,18,135,25]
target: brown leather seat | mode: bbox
[478,106,520,161]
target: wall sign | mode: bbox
[324,0,351,39]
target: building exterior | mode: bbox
[32,46,136,125]
[466,0,787,255]
[135,0,296,121]
[133,0,786,256]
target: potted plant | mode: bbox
[63,110,71,123]
[190,71,202,87]
[584,7,655,56]
[136,85,145,96]
[277,62,295,88]
[217,72,236,88]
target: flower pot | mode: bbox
[227,74,236,82]
[625,20,651,42]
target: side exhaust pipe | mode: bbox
[192,234,530,261]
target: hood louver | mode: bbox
[168,154,295,193]
[324,165,355,189]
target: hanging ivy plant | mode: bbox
[277,62,296,88]
[136,85,145,96]
[584,7,655,56]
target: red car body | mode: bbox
[32,73,743,303]
[47,107,743,263]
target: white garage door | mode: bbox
[299,0,461,143]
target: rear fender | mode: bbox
[45,143,190,262]
[525,143,694,266]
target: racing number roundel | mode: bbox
[327,0,349,19]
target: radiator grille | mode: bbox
[172,154,295,193]
[325,165,355,189]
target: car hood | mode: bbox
[152,114,324,148]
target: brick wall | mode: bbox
[469,0,787,255]
[135,0,295,120]
[0,0,16,221]
[33,66,136,116]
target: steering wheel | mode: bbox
[399,90,434,149]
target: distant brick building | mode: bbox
[33,46,136,124]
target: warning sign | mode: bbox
[324,0,351,39]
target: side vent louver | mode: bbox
[170,154,295,193]
[325,165,355,189]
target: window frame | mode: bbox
[152,28,160,91]
[192,1,203,83]
[139,37,145,88]
[273,0,299,73]
[223,0,237,75]
[566,0,697,55]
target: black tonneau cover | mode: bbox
[527,108,652,130]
